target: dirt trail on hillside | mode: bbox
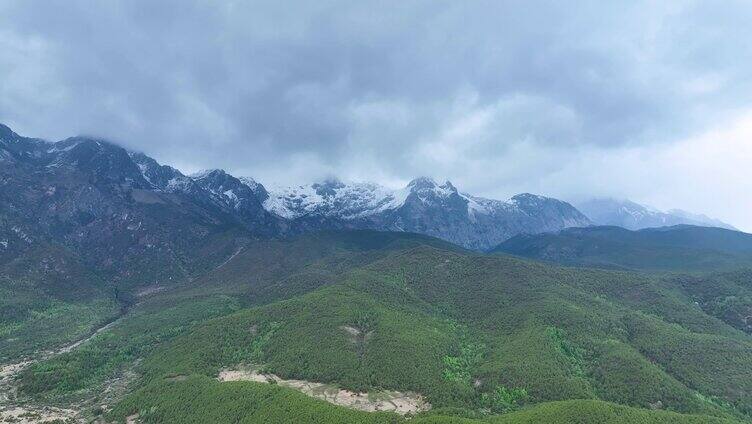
[215,247,244,271]
[0,313,129,423]
[1,246,248,423]
[218,367,430,415]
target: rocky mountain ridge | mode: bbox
[0,123,586,268]
[260,176,592,250]
[0,124,255,291]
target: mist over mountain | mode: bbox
[4,2,752,422]
[8,122,740,258]
[4,121,752,423]
[577,198,735,231]
[0,124,593,252]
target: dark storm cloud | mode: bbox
[1,0,752,228]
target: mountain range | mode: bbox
[577,198,736,231]
[0,123,593,257]
[3,123,739,266]
[3,123,738,266]
[4,122,752,424]
[260,177,593,250]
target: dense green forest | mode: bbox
[493,225,752,271]
[5,230,752,423]
[110,377,742,424]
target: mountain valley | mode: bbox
[2,124,751,424]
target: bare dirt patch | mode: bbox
[340,325,361,337]
[136,284,166,298]
[0,405,79,423]
[0,314,134,424]
[218,367,430,415]
[340,325,373,359]
[1,358,83,423]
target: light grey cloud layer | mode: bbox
[1,1,751,229]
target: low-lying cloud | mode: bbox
[1,0,751,229]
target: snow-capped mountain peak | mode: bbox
[263,177,476,220]
[405,177,459,202]
[190,168,227,181]
[0,121,597,251]
[259,178,591,248]
[263,179,404,220]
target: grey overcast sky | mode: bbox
[1,1,751,230]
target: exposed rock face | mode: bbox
[1,121,592,287]
[189,169,273,226]
[0,124,256,290]
[264,177,592,250]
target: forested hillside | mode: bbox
[4,1,752,422]
[493,225,752,271]
[6,231,752,423]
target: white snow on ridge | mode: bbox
[239,177,262,193]
[262,192,297,219]
[165,177,193,192]
[376,185,411,213]
[263,183,325,218]
[223,189,239,208]
[262,179,522,220]
[47,141,81,154]
[263,181,404,219]
[135,163,154,186]
[463,194,518,216]
[190,169,217,179]
[461,194,490,216]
